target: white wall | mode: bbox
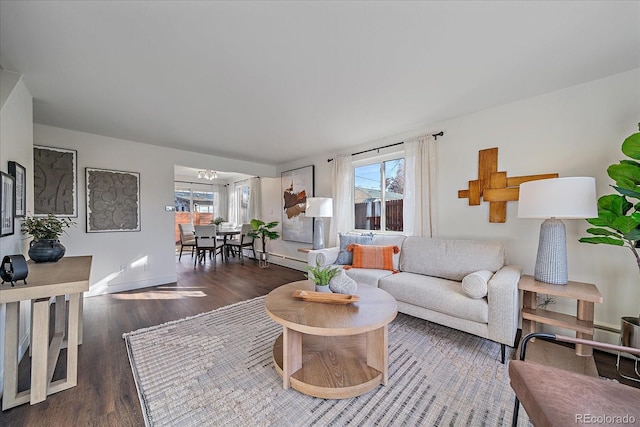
[266,69,640,342]
[0,71,33,395]
[34,124,277,296]
[0,73,277,392]
[434,69,640,335]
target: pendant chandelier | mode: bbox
[198,170,218,180]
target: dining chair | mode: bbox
[178,223,196,260]
[225,223,256,262]
[194,225,222,268]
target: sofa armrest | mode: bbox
[487,264,522,346]
[307,247,340,267]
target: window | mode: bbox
[233,181,251,225]
[192,191,214,214]
[174,187,215,225]
[354,157,404,231]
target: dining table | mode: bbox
[216,227,241,262]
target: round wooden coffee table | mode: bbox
[265,280,397,399]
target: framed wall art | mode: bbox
[8,161,26,217]
[33,145,77,217]
[281,165,314,243]
[86,167,141,233]
[1,171,15,237]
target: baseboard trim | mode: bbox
[264,253,306,272]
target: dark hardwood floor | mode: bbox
[2,255,306,427]
[1,254,638,426]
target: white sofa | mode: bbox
[308,235,521,362]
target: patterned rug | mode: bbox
[123,296,531,426]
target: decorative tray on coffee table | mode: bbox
[292,289,360,304]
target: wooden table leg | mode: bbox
[31,297,50,404]
[66,293,80,386]
[78,294,84,345]
[55,295,66,338]
[282,327,302,389]
[522,290,537,337]
[3,302,20,410]
[366,326,389,384]
[576,300,595,356]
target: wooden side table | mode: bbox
[1,256,92,410]
[519,275,603,356]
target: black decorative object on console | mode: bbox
[1,254,29,287]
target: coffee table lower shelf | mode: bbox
[272,333,383,399]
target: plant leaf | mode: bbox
[578,236,625,246]
[585,227,620,237]
[624,228,640,241]
[621,132,640,160]
[612,216,640,235]
[612,185,640,200]
[608,162,640,192]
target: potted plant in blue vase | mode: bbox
[579,123,640,353]
[22,213,76,263]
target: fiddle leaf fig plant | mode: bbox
[248,218,280,254]
[579,123,640,316]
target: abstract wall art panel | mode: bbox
[33,145,77,217]
[86,168,141,233]
[281,165,313,243]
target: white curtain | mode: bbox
[329,154,354,247]
[247,177,261,221]
[212,184,228,220]
[228,185,237,224]
[404,134,437,237]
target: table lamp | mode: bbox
[306,197,333,250]
[517,177,597,285]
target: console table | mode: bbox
[1,256,92,410]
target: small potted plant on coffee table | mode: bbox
[305,259,341,292]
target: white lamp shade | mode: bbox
[518,177,597,219]
[306,197,333,217]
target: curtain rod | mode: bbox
[327,131,444,162]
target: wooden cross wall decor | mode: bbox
[458,147,558,223]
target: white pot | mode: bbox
[621,317,640,349]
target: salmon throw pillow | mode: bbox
[346,244,400,272]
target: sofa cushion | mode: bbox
[342,267,394,287]
[348,244,400,271]
[399,237,504,281]
[371,234,406,270]
[335,232,374,265]
[461,270,493,299]
[379,272,489,323]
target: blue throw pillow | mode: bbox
[335,232,374,265]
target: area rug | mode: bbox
[123,296,531,426]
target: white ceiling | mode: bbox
[1,1,638,166]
